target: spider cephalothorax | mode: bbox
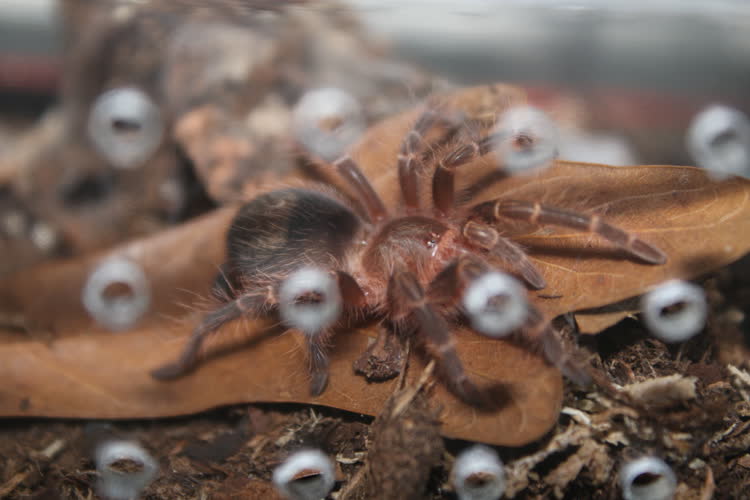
[152,85,666,406]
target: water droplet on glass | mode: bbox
[687,105,750,180]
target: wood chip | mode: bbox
[623,374,697,408]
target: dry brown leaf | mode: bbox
[349,87,750,324]
[0,204,559,445]
[1,85,749,447]
[0,195,559,446]
[514,161,750,320]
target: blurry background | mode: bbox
[0,0,749,273]
[349,0,750,165]
[2,0,749,163]
[349,0,750,96]
[4,0,750,94]
[0,0,60,93]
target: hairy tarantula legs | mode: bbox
[473,199,667,265]
[433,132,497,214]
[278,267,352,396]
[151,291,269,380]
[333,156,387,222]
[152,188,368,396]
[523,306,592,387]
[462,220,547,289]
[389,268,485,405]
[429,254,591,387]
[300,270,367,394]
[153,268,365,396]
[398,107,464,210]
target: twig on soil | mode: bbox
[727,364,750,401]
[560,407,592,426]
[0,438,66,497]
[700,465,715,500]
[334,462,366,500]
[392,360,435,418]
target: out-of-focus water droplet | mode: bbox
[493,106,559,174]
[88,87,164,169]
[95,440,158,500]
[272,449,335,500]
[687,105,750,180]
[82,255,151,331]
[641,280,707,343]
[462,271,528,338]
[619,456,676,500]
[30,222,57,253]
[292,87,366,162]
[452,445,505,500]
[279,267,342,336]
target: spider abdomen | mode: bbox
[226,188,361,287]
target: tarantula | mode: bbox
[151,85,666,406]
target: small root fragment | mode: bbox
[0,438,66,497]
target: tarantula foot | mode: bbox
[451,378,514,411]
[150,361,191,381]
[353,330,403,381]
[453,378,485,406]
[631,239,667,266]
[310,371,329,397]
[540,330,593,387]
